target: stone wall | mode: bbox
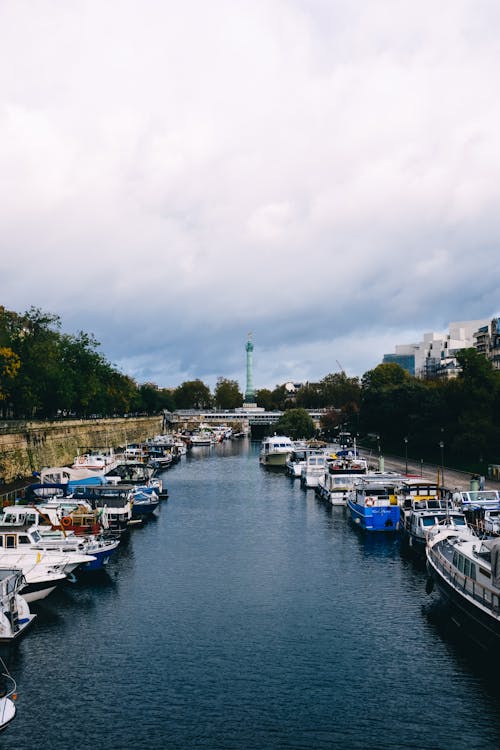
[0,416,163,482]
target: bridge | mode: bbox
[165,408,326,431]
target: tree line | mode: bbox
[0,306,497,472]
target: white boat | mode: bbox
[190,431,214,446]
[0,509,119,571]
[285,444,313,478]
[0,657,17,732]
[0,569,36,642]
[300,451,327,488]
[455,489,500,510]
[316,471,368,506]
[316,454,369,505]
[72,447,120,473]
[426,524,500,647]
[259,436,293,466]
[0,528,95,601]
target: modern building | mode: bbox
[383,319,489,379]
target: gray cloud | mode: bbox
[1,1,499,390]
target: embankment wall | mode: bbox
[0,416,163,482]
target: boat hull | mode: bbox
[347,501,400,532]
[260,453,289,467]
[427,560,500,649]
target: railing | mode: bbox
[431,546,500,615]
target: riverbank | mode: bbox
[0,415,163,484]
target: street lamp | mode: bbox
[404,437,408,475]
[439,440,444,497]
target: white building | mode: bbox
[384,319,489,378]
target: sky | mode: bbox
[1,0,500,391]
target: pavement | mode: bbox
[363,452,499,492]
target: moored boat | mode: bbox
[300,451,327,489]
[426,524,500,648]
[0,569,36,642]
[347,478,401,532]
[259,436,293,467]
[0,657,17,732]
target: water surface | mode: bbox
[3,440,500,749]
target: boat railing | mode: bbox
[430,546,500,615]
[0,657,17,704]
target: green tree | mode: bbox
[0,346,21,401]
[255,388,274,411]
[214,377,243,409]
[274,408,316,439]
[174,379,213,409]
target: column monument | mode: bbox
[244,333,257,408]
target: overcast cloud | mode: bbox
[1,0,499,390]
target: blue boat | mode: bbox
[347,479,401,532]
[131,488,160,518]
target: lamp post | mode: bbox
[439,440,444,497]
[404,437,408,475]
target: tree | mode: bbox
[0,347,21,402]
[214,377,243,409]
[255,388,274,411]
[273,408,316,440]
[174,379,213,409]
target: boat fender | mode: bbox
[61,516,72,528]
[425,577,434,595]
[365,498,374,506]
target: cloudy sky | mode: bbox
[1,0,499,391]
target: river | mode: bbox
[2,439,500,750]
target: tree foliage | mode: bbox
[174,379,213,409]
[214,377,243,409]
[273,408,316,440]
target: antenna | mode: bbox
[336,360,346,375]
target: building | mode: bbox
[383,318,489,379]
[473,316,500,370]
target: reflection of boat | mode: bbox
[259,436,293,467]
[426,525,500,647]
[0,657,17,732]
[0,569,36,642]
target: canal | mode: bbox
[2,439,500,749]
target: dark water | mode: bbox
[3,440,500,750]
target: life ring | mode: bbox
[61,516,72,528]
[365,498,374,507]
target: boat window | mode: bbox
[19,535,31,544]
[31,530,41,542]
[453,517,466,526]
[479,567,491,578]
[470,563,476,580]
[26,513,37,524]
[422,517,437,527]
[453,550,458,566]
[5,536,16,548]
[0,537,3,546]
[457,555,464,573]
[464,558,471,577]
